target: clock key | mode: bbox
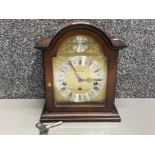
[45,121,63,129]
[35,121,63,135]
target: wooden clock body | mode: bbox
[35,21,127,122]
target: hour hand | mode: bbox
[84,78,103,83]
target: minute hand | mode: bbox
[68,60,76,72]
[68,61,82,82]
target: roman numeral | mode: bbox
[62,82,67,85]
[68,92,73,98]
[60,69,65,72]
[78,58,82,65]
[60,87,66,92]
[88,93,92,98]
[94,68,101,72]
[94,86,99,91]
[79,94,81,102]
[86,59,93,66]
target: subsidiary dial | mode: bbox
[72,35,89,53]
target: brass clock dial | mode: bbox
[53,35,108,103]
[54,56,105,102]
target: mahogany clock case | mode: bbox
[35,22,127,122]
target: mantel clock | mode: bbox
[35,21,127,122]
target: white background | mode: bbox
[0,0,155,155]
[0,0,155,19]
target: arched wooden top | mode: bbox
[34,21,127,51]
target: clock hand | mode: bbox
[76,74,83,82]
[68,60,82,82]
[68,60,76,72]
[83,78,103,83]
